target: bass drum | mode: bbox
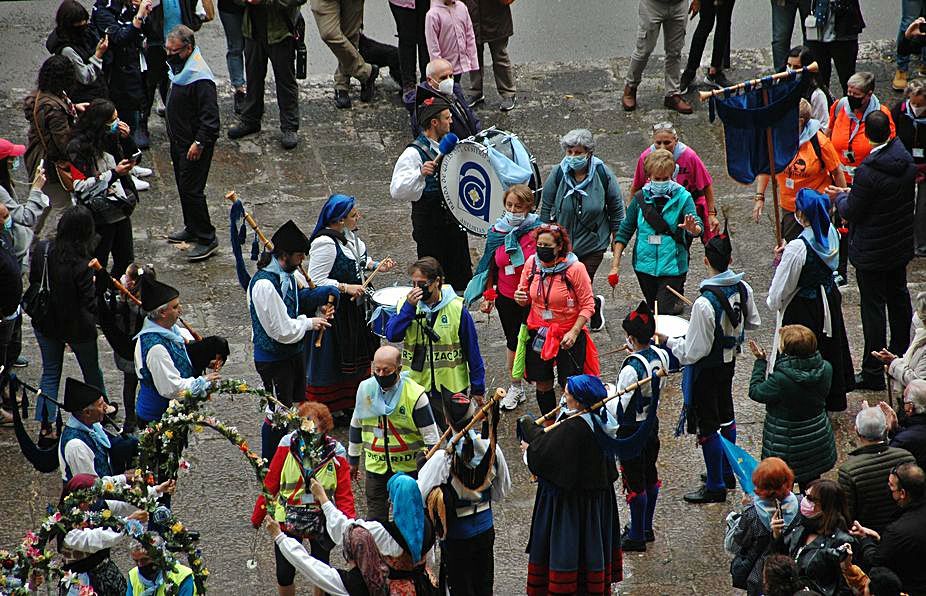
[439,128,541,237]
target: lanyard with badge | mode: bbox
[535,271,574,321]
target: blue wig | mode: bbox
[794,188,831,250]
[386,472,425,562]
[311,194,356,240]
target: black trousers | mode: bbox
[255,353,307,409]
[411,200,473,290]
[692,361,735,437]
[144,45,169,121]
[685,0,735,73]
[635,270,688,316]
[856,266,913,379]
[389,0,429,89]
[94,217,135,278]
[169,141,216,245]
[806,39,858,96]
[443,527,495,596]
[0,315,22,405]
[365,469,394,522]
[241,36,300,132]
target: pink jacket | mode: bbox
[425,0,478,75]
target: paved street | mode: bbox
[0,2,919,594]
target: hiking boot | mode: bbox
[499,95,517,112]
[280,130,298,150]
[622,84,637,111]
[664,93,693,114]
[893,69,909,92]
[334,89,352,109]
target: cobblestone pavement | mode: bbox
[0,7,920,593]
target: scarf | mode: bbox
[134,316,186,344]
[799,225,840,271]
[352,374,409,420]
[386,473,425,562]
[560,155,605,199]
[533,252,578,276]
[841,94,881,145]
[167,47,215,86]
[754,493,800,530]
[65,415,111,451]
[311,194,355,240]
[698,268,745,290]
[464,213,540,305]
[416,285,458,316]
[798,119,822,145]
[264,257,296,304]
[904,100,926,127]
[343,525,389,596]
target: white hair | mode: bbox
[906,380,926,415]
[425,59,451,80]
[855,406,887,441]
[847,71,875,94]
[147,303,172,321]
[559,129,595,152]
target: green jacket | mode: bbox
[749,354,836,484]
[614,187,699,277]
[241,0,305,45]
[837,443,915,533]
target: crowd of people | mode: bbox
[5,0,926,595]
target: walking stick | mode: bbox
[885,365,894,409]
[88,258,203,341]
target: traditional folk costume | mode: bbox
[417,389,511,595]
[390,93,472,290]
[665,226,760,503]
[247,220,320,460]
[349,372,440,521]
[252,429,356,588]
[306,194,381,413]
[518,375,622,595]
[612,301,678,552]
[767,189,853,412]
[385,285,485,430]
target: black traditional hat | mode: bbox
[705,218,733,272]
[416,86,452,127]
[271,220,310,254]
[63,377,104,412]
[440,386,475,432]
[140,275,179,313]
[622,300,655,342]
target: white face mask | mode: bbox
[913,104,926,117]
[437,78,455,96]
[504,210,525,226]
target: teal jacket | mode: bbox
[241,0,305,45]
[614,187,700,277]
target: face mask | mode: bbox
[625,337,636,351]
[138,564,158,580]
[166,52,187,74]
[417,280,433,301]
[847,95,865,111]
[504,210,525,226]
[535,246,557,263]
[3,217,12,232]
[799,496,820,519]
[913,104,926,117]
[437,78,455,96]
[109,119,120,135]
[562,154,588,172]
[375,371,398,390]
[648,180,674,196]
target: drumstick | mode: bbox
[314,294,336,348]
[226,191,315,289]
[88,258,203,341]
[359,259,389,293]
[666,285,693,306]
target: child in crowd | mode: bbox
[425,0,478,81]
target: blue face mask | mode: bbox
[504,210,525,226]
[647,180,674,196]
[109,119,120,135]
[562,154,588,172]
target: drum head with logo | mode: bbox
[440,139,505,237]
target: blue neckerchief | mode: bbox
[416,285,457,315]
[799,119,822,145]
[698,269,745,289]
[800,225,840,270]
[648,140,688,162]
[453,431,488,467]
[498,213,539,268]
[464,215,540,305]
[136,569,165,596]
[841,95,881,145]
[264,257,295,303]
[754,493,800,530]
[134,317,186,344]
[353,374,408,419]
[904,100,926,127]
[534,252,578,275]
[168,47,215,86]
[560,155,605,198]
[65,415,111,450]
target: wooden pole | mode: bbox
[314,294,336,348]
[666,285,693,306]
[762,86,784,248]
[697,62,818,102]
[424,427,454,459]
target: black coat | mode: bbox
[45,29,109,103]
[891,413,926,469]
[462,0,512,44]
[891,101,926,166]
[165,73,220,149]
[858,499,926,595]
[91,0,147,110]
[0,232,22,318]
[28,240,97,343]
[837,138,916,271]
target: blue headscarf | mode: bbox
[386,473,425,562]
[311,194,356,240]
[794,188,831,250]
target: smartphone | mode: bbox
[131,149,143,163]
[920,21,926,34]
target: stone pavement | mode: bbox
[0,33,922,594]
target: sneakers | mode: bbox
[334,89,352,109]
[188,239,219,262]
[131,175,150,191]
[13,355,28,368]
[679,69,696,95]
[234,89,246,115]
[500,384,526,410]
[893,69,909,92]
[132,165,153,178]
[280,130,298,150]
[167,228,196,244]
[683,484,727,504]
[590,294,606,332]
[664,93,693,114]
[704,70,732,89]
[360,64,379,103]
[622,84,637,111]
[228,121,261,140]
[499,95,517,112]
[465,93,485,108]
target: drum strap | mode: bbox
[408,138,438,162]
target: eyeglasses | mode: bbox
[652,121,676,134]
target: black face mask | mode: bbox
[536,246,557,263]
[847,95,865,111]
[138,563,158,580]
[374,371,398,389]
[417,281,433,301]
[166,53,187,74]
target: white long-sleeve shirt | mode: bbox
[273,533,353,596]
[248,278,318,344]
[416,444,511,505]
[308,232,374,288]
[609,348,671,425]
[390,137,439,202]
[322,500,404,557]
[766,239,808,314]
[133,326,208,401]
[667,281,761,366]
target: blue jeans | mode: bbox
[219,8,246,89]
[771,0,811,72]
[33,328,106,423]
[898,0,926,71]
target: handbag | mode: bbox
[22,242,52,325]
[31,93,74,192]
[284,504,326,540]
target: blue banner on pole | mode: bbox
[719,435,758,495]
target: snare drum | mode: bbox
[369,286,412,338]
[656,315,689,338]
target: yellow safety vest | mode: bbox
[358,378,427,474]
[274,437,339,522]
[398,295,469,393]
[128,564,196,596]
